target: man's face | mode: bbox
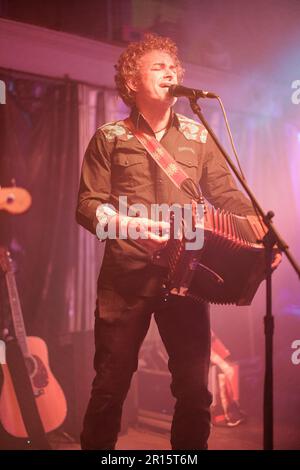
[132,50,178,106]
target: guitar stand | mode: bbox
[47,429,78,450]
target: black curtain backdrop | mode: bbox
[0,71,79,344]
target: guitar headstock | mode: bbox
[0,187,32,214]
[0,247,13,274]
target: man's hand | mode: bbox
[246,215,283,272]
[115,214,170,249]
[271,250,282,271]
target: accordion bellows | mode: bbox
[153,207,270,306]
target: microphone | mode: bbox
[168,84,217,99]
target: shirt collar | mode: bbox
[129,107,180,134]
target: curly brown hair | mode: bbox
[114,33,184,108]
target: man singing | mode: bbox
[76,33,280,450]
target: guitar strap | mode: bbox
[124,117,202,203]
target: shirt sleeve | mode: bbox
[76,130,113,234]
[200,134,256,216]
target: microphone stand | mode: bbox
[188,97,300,450]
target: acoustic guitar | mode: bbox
[0,247,67,438]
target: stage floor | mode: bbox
[48,417,300,450]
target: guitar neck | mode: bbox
[5,271,30,358]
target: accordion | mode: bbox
[153,207,270,306]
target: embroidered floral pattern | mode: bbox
[100,121,134,141]
[177,114,208,143]
[166,163,178,177]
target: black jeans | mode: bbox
[80,293,212,450]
